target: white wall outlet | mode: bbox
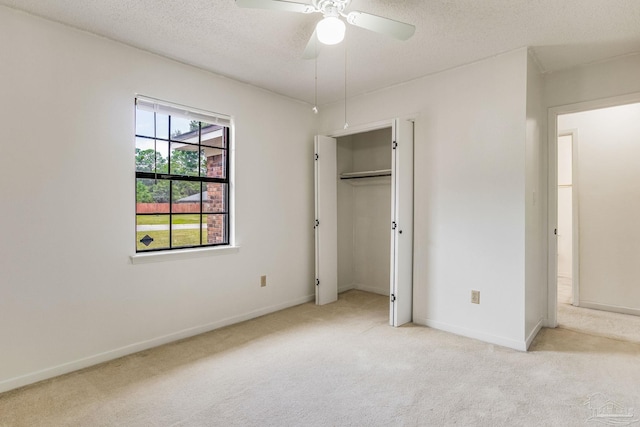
[471,290,480,304]
[260,275,267,287]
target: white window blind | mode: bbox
[135,96,231,127]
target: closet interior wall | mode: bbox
[336,127,392,296]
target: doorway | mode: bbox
[336,127,393,297]
[314,119,414,327]
[549,95,640,341]
[556,131,578,307]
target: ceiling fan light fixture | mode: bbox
[316,15,345,45]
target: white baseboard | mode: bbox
[525,319,544,350]
[0,293,315,394]
[579,301,640,317]
[413,316,527,351]
[338,283,356,294]
[353,284,389,296]
[338,283,388,296]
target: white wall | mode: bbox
[322,49,531,349]
[336,128,392,296]
[558,103,640,314]
[0,6,316,392]
[352,181,391,295]
[545,54,640,108]
[524,51,546,345]
[350,129,392,172]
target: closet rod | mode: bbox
[339,171,392,180]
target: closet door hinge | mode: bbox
[554,228,557,235]
[315,279,320,287]
[392,221,397,230]
[392,141,398,150]
[314,219,320,229]
[314,153,319,161]
[390,293,396,302]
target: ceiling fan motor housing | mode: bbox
[313,0,351,16]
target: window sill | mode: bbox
[130,245,240,264]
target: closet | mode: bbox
[337,128,392,297]
[314,119,414,326]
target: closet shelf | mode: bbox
[339,169,392,180]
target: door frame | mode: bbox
[322,116,415,325]
[325,118,396,139]
[556,130,580,306]
[316,119,393,308]
[546,92,640,327]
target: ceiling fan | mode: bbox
[235,0,416,59]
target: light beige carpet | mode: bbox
[1,290,640,426]
[558,277,640,343]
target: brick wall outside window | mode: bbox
[207,154,226,244]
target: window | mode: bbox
[135,97,231,252]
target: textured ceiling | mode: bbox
[2,0,640,105]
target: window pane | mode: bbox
[200,148,207,176]
[136,178,166,213]
[171,215,202,248]
[136,178,154,204]
[204,214,227,245]
[171,180,201,213]
[156,140,169,173]
[136,215,170,251]
[135,140,154,172]
[135,139,168,173]
[170,116,195,141]
[155,113,169,140]
[201,124,226,149]
[203,183,227,213]
[136,179,169,206]
[201,150,227,179]
[170,142,199,176]
[136,178,169,212]
[135,108,155,137]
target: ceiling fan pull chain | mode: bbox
[313,39,319,114]
[344,45,348,129]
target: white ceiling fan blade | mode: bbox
[235,0,315,14]
[346,11,415,41]
[302,29,321,59]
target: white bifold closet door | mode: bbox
[314,119,414,327]
[390,119,414,326]
[314,135,338,305]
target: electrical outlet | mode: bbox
[471,290,480,304]
[260,275,267,287]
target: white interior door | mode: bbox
[314,136,338,305]
[390,119,414,326]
